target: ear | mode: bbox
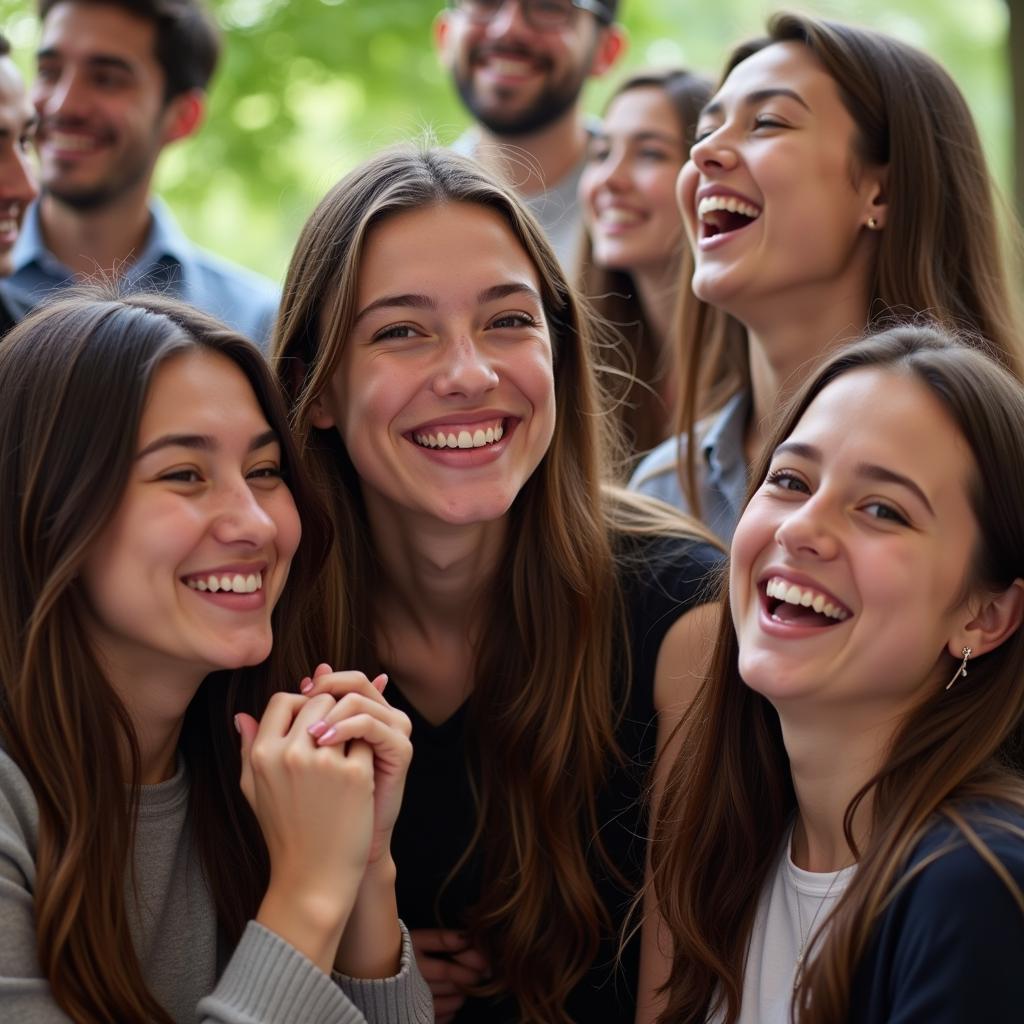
[861,163,889,231]
[434,10,453,64]
[309,389,337,431]
[589,24,627,78]
[950,579,1024,661]
[161,89,204,146]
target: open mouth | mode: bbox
[412,418,508,450]
[763,576,850,627]
[698,194,762,239]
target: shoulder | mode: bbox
[0,747,40,882]
[186,246,280,306]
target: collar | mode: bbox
[701,389,750,480]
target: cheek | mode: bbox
[676,161,699,234]
[579,167,600,219]
[729,499,776,614]
[272,491,303,566]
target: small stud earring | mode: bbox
[945,646,972,691]
[867,216,879,230]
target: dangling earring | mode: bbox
[945,646,972,691]
[867,216,879,230]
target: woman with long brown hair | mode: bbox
[577,68,712,461]
[273,147,723,1023]
[0,294,430,1022]
[631,13,1024,542]
[648,324,1024,1023]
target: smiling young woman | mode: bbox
[647,324,1024,1024]
[0,293,430,1023]
[272,147,724,1024]
[631,13,1024,543]
[577,68,713,462]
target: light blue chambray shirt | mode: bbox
[629,390,751,545]
[6,198,280,350]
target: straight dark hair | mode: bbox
[0,292,330,1022]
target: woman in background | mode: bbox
[648,325,1024,1023]
[578,68,712,462]
[631,13,1024,542]
[273,147,723,1023]
[0,294,429,1023]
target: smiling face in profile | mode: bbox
[730,367,980,716]
[312,200,557,528]
[81,349,301,684]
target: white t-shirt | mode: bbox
[710,831,855,1024]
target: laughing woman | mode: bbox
[0,295,430,1023]
[631,13,1024,542]
[273,148,723,1024]
[649,325,1024,1023]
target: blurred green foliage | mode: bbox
[1,0,1012,281]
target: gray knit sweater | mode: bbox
[0,748,433,1023]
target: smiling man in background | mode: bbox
[436,0,625,271]
[0,32,39,335]
[7,0,279,347]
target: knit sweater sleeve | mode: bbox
[199,920,434,1024]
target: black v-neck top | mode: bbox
[388,534,723,1022]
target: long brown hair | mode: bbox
[273,147,717,1022]
[673,11,1024,516]
[577,68,714,460]
[0,293,330,1023]
[651,323,1024,1023]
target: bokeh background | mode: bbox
[2,0,1018,282]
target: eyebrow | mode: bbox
[591,129,682,145]
[136,429,279,460]
[700,87,812,120]
[37,49,136,76]
[354,282,542,324]
[772,441,935,516]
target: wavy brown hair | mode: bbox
[577,68,714,461]
[672,11,1024,517]
[651,323,1024,1023]
[0,292,330,1023]
[273,147,717,1022]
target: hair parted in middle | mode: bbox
[272,145,716,1023]
[672,11,1024,518]
[650,322,1024,1024]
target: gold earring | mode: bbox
[945,646,972,691]
[867,216,879,230]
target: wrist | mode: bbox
[257,881,355,974]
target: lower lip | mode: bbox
[408,421,516,467]
[598,217,645,237]
[756,599,849,639]
[697,219,759,252]
[183,584,267,610]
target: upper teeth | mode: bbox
[0,219,16,233]
[698,195,761,220]
[186,572,263,594]
[488,57,533,75]
[766,577,848,621]
[48,132,97,152]
[414,421,504,449]
[599,208,642,226]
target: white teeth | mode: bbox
[49,132,97,152]
[600,208,642,226]
[697,195,762,221]
[489,57,533,75]
[0,219,16,233]
[765,577,848,621]
[413,420,505,450]
[186,571,263,594]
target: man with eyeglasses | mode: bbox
[436,0,625,272]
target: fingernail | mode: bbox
[307,720,328,738]
[376,673,389,691]
[233,715,241,734]
[317,726,337,744]
[300,677,314,694]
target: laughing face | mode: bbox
[312,200,556,528]
[579,85,687,276]
[678,42,886,325]
[0,56,38,275]
[435,2,620,136]
[81,350,301,684]
[731,367,980,715]
[31,2,186,210]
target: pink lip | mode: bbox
[410,411,512,433]
[187,588,267,611]
[406,419,517,468]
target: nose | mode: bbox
[432,333,500,398]
[33,68,88,122]
[592,147,631,195]
[773,495,840,562]
[485,0,532,38]
[210,478,279,548]
[689,125,739,175]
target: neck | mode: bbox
[474,106,588,197]
[631,256,683,362]
[742,284,870,463]
[780,700,902,872]
[367,494,507,656]
[40,183,153,278]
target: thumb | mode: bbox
[234,712,259,805]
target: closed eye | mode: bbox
[490,312,539,329]
[373,323,421,342]
[160,468,202,484]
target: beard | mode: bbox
[453,43,592,137]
